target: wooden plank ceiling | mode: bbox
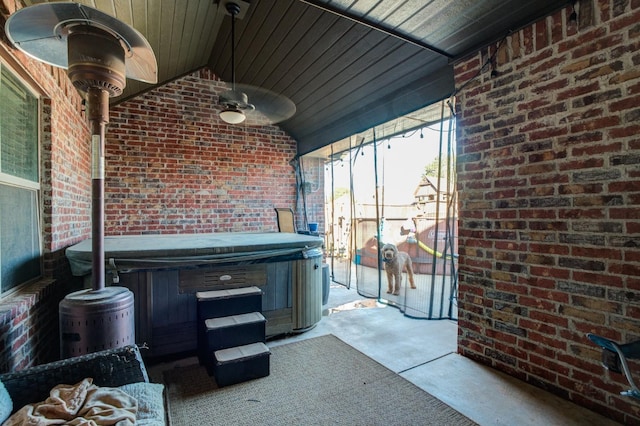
[20,0,568,156]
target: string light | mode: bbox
[569,1,577,23]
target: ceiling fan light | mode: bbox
[220,107,246,124]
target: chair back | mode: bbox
[275,208,296,233]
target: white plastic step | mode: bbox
[196,286,261,301]
[205,312,266,331]
[215,342,270,364]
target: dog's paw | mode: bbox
[392,291,400,295]
[410,285,417,289]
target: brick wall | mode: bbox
[106,68,303,234]
[454,0,640,422]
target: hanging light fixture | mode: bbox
[215,1,295,126]
[220,2,245,124]
[220,106,246,124]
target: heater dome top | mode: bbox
[5,2,157,84]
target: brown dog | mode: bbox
[381,243,416,295]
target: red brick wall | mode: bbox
[106,69,301,234]
[454,0,640,422]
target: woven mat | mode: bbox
[163,334,477,426]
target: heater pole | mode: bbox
[87,87,110,292]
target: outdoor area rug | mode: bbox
[162,334,477,425]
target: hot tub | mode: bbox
[66,232,324,357]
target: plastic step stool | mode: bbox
[212,342,271,386]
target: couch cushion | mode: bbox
[119,382,165,425]
[0,380,12,423]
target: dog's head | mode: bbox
[381,243,399,262]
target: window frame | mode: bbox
[0,56,44,297]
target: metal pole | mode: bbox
[373,129,382,297]
[86,87,110,292]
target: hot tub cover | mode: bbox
[66,232,323,276]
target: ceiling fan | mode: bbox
[217,1,296,126]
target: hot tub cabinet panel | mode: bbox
[66,233,324,357]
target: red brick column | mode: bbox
[454,1,640,422]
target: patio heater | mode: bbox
[5,3,157,357]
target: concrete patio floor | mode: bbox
[267,283,620,426]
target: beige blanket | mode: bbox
[4,378,137,426]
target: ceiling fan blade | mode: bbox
[227,83,296,126]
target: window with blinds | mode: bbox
[0,62,41,294]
